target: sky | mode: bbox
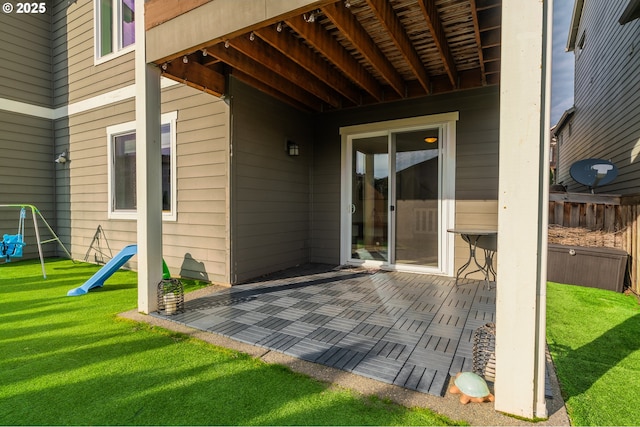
[551,1,576,125]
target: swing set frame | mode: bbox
[0,204,73,278]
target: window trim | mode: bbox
[93,0,136,65]
[107,111,178,221]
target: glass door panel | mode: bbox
[351,136,389,262]
[393,129,440,266]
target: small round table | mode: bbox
[447,229,497,288]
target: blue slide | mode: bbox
[67,244,138,296]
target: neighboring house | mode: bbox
[1,0,553,419]
[554,0,640,194]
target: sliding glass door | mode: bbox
[341,114,456,274]
[350,135,389,262]
[393,129,440,267]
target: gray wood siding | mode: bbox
[557,1,640,194]
[54,84,231,284]
[0,0,52,106]
[229,78,314,283]
[0,111,55,258]
[313,86,500,273]
[163,86,230,284]
[52,0,135,108]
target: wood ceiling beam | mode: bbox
[255,25,362,105]
[322,3,405,97]
[285,15,383,101]
[418,0,458,89]
[161,59,225,97]
[228,35,343,109]
[207,44,323,111]
[469,0,487,85]
[232,70,314,112]
[365,0,431,94]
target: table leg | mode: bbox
[455,234,496,289]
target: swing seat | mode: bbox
[1,233,25,262]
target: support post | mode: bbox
[135,0,163,314]
[495,0,552,419]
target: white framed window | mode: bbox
[94,0,136,63]
[107,111,178,221]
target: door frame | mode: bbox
[339,112,458,275]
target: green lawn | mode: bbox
[546,282,640,426]
[0,258,460,426]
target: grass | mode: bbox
[0,258,461,426]
[546,282,640,426]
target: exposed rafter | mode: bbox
[285,14,384,102]
[229,35,344,108]
[365,0,431,94]
[161,58,225,97]
[255,25,362,105]
[207,44,324,111]
[469,0,487,85]
[150,0,501,113]
[418,0,458,89]
[322,2,406,97]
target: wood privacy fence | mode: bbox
[549,192,640,293]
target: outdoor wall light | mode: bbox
[55,150,68,164]
[287,141,300,156]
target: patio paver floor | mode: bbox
[154,264,496,397]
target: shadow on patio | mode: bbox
[155,264,496,397]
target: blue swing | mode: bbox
[1,208,26,262]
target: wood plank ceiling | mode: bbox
[153,0,501,112]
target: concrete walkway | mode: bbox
[121,264,570,425]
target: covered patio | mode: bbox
[156,265,496,396]
[135,0,552,418]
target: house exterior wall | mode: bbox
[53,0,134,107]
[0,111,56,259]
[0,2,55,258]
[313,85,500,273]
[229,78,314,283]
[53,86,231,284]
[48,0,232,284]
[1,5,52,107]
[556,0,640,194]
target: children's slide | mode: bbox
[67,244,138,296]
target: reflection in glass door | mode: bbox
[351,136,389,261]
[342,113,456,274]
[393,129,440,267]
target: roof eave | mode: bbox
[552,106,576,136]
[566,0,585,52]
[619,0,640,24]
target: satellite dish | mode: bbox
[570,158,618,193]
